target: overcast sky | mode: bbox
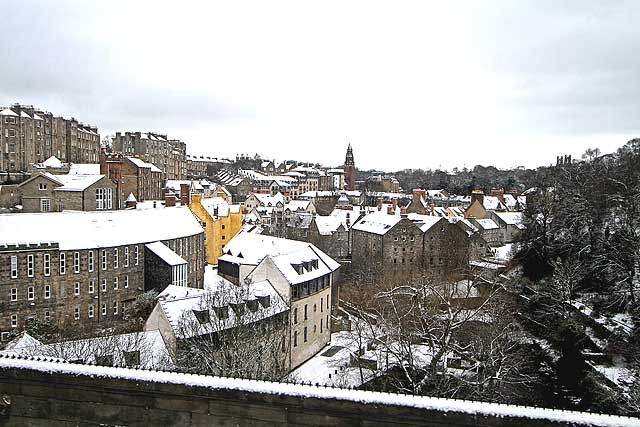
[1,1,639,171]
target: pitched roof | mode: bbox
[69,163,101,175]
[0,207,203,250]
[351,211,403,235]
[42,156,64,168]
[53,174,105,192]
[145,241,187,266]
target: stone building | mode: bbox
[218,232,340,369]
[0,104,100,173]
[189,193,243,265]
[351,210,471,284]
[112,132,186,180]
[100,152,163,206]
[185,155,232,179]
[364,175,400,194]
[0,207,205,337]
[344,143,356,191]
[215,170,252,203]
[17,172,117,213]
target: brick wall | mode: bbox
[0,358,636,427]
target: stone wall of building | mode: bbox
[0,358,634,427]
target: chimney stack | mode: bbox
[180,183,191,205]
[377,197,383,211]
[471,189,484,207]
[392,197,397,211]
[400,207,407,218]
[165,193,176,207]
[490,188,505,204]
[387,205,393,215]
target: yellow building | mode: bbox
[189,192,243,265]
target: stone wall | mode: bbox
[0,357,636,427]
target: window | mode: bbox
[293,308,298,324]
[135,245,139,265]
[44,311,50,322]
[40,198,51,212]
[44,285,51,299]
[304,304,308,320]
[59,253,66,275]
[26,254,35,277]
[124,275,129,288]
[326,315,329,329]
[304,326,308,342]
[327,295,329,308]
[74,282,80,296]
[113,301,118,315]
[44,253,50,276]
[320,318,323,333]
[88,280,94,294]
[88,304,94,318]
[114,277,119,290]
[73,252,80,273]
[124,351,140,367]
[27,286,34,300]
[10,255,17,278]
[11,315,17,328]
[10,288,17,301]
[96,188,113,210]
[313,304,317,313]
[74,306,80,320]
[113,248,118,269]
[101,279,107,292]
[124,247,129,267]
[293,331,298,347]
[88,251,94,272]
[102,303,107,316]
[101,250,107,270]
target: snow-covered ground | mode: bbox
[572,301,634,335]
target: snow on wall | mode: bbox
[0,355,637,426]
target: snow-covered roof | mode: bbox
[0,207,203,250]
[285,200,312,212]
[127,157,162,173]
[268,246,338,285]
[221,231,340,272]
[126,192,137,203]
[158,267,287,339]
[3,332,43,351]
[407,213,443,233]
[0,330,172,370]
[352,211,402,235]
[475,218,500,230]
[20,111,31,118]
[250,192,285,207]
[200,197,240,218]
[69,163,100,175]
[0,108,18,117]
[166,180,204,192]
[493,212,524,226]
[53,174,105,192]
[42,156,64,168]
[145,241,187,266]
[483,196,506,211]
[314,215,343,235]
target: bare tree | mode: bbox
[174,283,290,381]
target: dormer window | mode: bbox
[257,295,271,308]
[246,300,259,312]
[193,309,210,324]
[230,302,245,316]
[213,306,229,319]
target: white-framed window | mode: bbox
[44,253,50,276]
[38,183,47,191]
[10,255,17,278]
[74,306,80,320]
[88,280,95,294]
[40,198,51,212]
[113,277,118,290]
[10,288,17,301]
[27,287,34,300]
[101,250,107,270]
[135,245,139,265]
[27,254,34,277]
[11,315,17,328]
[124,247,129,267]
[88,250,94,272]
[74,282,80,296]
[113,301,118,315]
[124,275,129,288]
[88,304,94,318]
[96,188,113,210]
[59,252,66,275]
[73,252,80,273]
[44,285,51,299]
[101,279,107,292]
[44,311,50,322]
[113,248,118,269]
[102,303,107,316]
